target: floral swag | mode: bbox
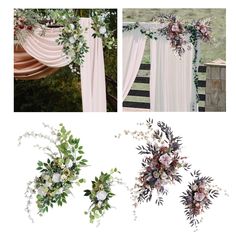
[14,9,117,74]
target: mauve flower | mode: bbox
[159,154,173,167]
[52,173,61,183]
[171,23,180,32]
[154,179,162,189]
[200,26,207,34]
[194,192,205,202]
[152,170,159,178]
[96,190,108,201]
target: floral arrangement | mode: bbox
[91,10,117,50]
[116,119,191,214]
[180,170,220,231]
[123,14,212,57]
[84,168,121,224]
[20,123,88,222]
[14,9,116,73]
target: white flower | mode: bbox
[192,184,198,191]
[45,181,52,188]
[42,174,50,181]
[194,192,205,202]
[60,164,65,169]
[96,190,108,201]
[159,154,173,167]
[99,26,106,35]
[97,201,103,208]
[66,160,73,168]
[52,173,61,183]
[161,172,168,180]
[38,186,48,196]
[69,36,76,44]
[70,23,75,30]
[56,188,63,195]
[61,174,67,181]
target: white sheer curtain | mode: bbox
[80,18,106,112]
[150,36,195,112]
[18,19,107,112]
[123,28,146,100]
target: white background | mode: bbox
[1,1,236,236]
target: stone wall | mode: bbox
[205,59,226,112]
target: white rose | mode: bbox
[99,26,106,35]
[66,160,73,168]
[56,188,64,195]
[69,36,76,44]
[70,24,75,30]
[52,173,61,183]
[96,190,108,201]
[38,186,48,196]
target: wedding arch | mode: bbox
[14,9,117,112]
[123,15,211,112]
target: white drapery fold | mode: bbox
[123,28,146,100]
[21,27,72,67]
[15,18,107,112]
[150,36,194,111]
[79,18,107,112]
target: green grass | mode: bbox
[123,8,226,64]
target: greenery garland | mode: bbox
[20,123,88,222]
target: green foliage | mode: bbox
[84,168,119,223]
[24,124,88,216]
[14,67,83,112]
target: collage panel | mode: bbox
[14,9,117,112]
[0,2,235,236]
[122,8,226,112]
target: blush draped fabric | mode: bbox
[14,45,59,80]
[80,18,106,112]
[150,36,195,112]
[123,28,146,100]
[14,18,107,112]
